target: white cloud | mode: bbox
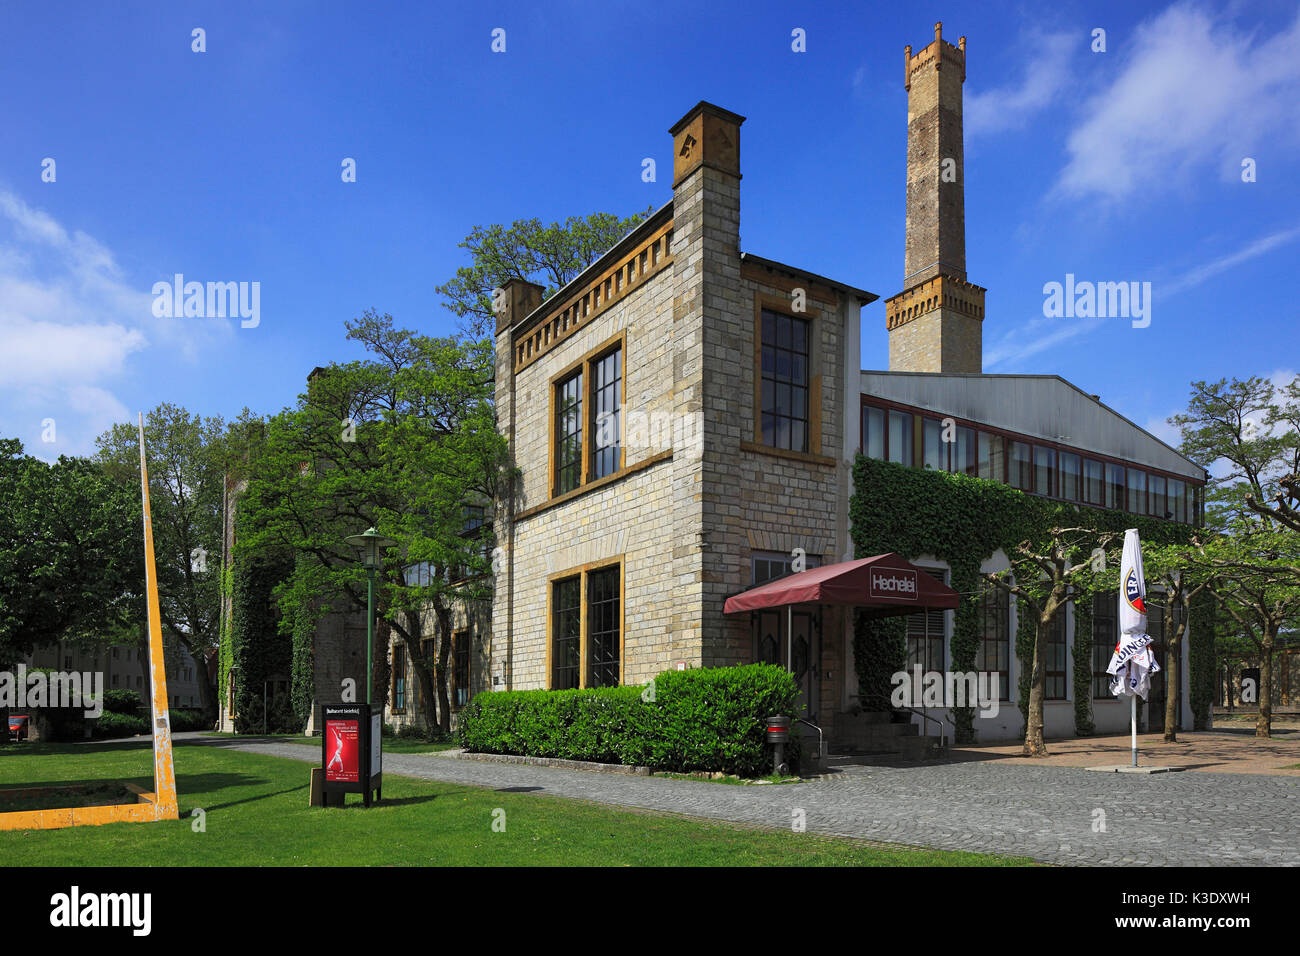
[966,31,1076,137]
[0,190,232,456]
[1057,3,1300,201]
[984,315,1105,368]
[1160,226,1300,298]
[0,312,145,387]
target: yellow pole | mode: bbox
[138,413,179,820]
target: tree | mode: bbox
[435,208,654,336]
[985,526,1121,756]
[95,403,228,720]
[1190,525,1300,738]
[1173,376,1300,532]
[1142,539,1217,742]
[236,313,509,734]
[1171,378,1300,737]
[0,439,143,742]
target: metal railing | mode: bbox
[790,717,821,764]
[898,706,950,751]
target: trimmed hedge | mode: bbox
[102,688,143,715]
[93,711,150,739]
[90,708,208,738]
[457,664,800,777]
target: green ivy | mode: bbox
[227,547,295,734]
[1188,590,1216,730]
[852,611,906,712]
[1072,597,1096,735]
[1015,596,1038,726]
[850,456,1196,743]
[290,598,316,727]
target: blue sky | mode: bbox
[2,0,1298,459]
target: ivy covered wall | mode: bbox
[225,549,295,734]
[849,456,1196,744]
[1188,590,1217,730]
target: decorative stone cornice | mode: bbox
[885,273,986,331]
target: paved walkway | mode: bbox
[193,736,1300,866]
[950,730,1300,776]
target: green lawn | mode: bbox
[0,741,1034,866]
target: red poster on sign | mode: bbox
[324,719,359,783]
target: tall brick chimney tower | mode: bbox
[885,22,986,373]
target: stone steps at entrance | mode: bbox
[829,735,946,763]
[829,712,946,762]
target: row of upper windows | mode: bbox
[861,401,1203,525]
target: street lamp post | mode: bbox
[344,527,398,706]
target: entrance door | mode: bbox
[754,609,819,721]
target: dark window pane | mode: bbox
[978,432,1005,481]
[552,577,581,689]
[889,411,912,465]
[1084,459,1104,505]
[555,371,583,493]
[1034,446,1055,496]
[1106,463,1125,510]
[1149,474,1167,518]
[1127,468,1147,515]
[453,632,469,708]
[590,348,622,480]
[956,426,976,475]
[1046,610,1068,701]
[1059,452,1080,500]
[1010,442,1032,490]
[1093,591,1118,698]
[923,418,944,470]
[588,568,620,687]
[759,309,810,452]
[975,586,1010,700]
[863,405,884,459]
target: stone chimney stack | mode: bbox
[885,22,986,374]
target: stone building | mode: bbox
[488,23,1210,749]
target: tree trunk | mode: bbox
[434,603,453,735]
[1163,626,1182,743]
[1257,624,1275,739]
[402,609,438,735]
[1023,618,1049,756]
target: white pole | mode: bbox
[1130,692,1138,767]
[787,604,793,674]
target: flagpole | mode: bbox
[1130,693,1137,767]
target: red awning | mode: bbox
[722,553,961,617]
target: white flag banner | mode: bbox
[1107,529,1160,699]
